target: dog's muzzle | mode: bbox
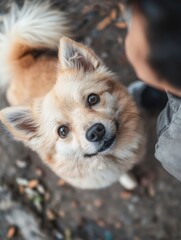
[84,121,119,158]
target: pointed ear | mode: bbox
[0,106,38,143]
[59,37,103,72]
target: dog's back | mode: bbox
[0,1,70,105]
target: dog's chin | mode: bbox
[84,135,116,158]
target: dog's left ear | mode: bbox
[0,106,38,146]
[59,37,103,72]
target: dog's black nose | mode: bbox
[86,123,106,142]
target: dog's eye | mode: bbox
[58,125,69,138]
[87,94,100,106]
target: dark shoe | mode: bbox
[128,81,168,112]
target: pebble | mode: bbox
[15,159,27,169]
[24,188,37,198]
[54,231,64,240]
[37,184,45,195]
[16,178,28,186]
[119,173,138,190]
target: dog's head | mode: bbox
[0,38,143,188]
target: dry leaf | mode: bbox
[110,9,117,20]
[57,179,66,186]
[120,191,132,200]
[7,226,16,239]
[28,179,39,189]
[97,9,117,31]
[115,21,127,29]
[46,209,56,220]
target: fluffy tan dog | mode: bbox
[0,1,145,189]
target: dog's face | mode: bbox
[0,38,142,188]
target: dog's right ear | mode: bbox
[0,106,38,145]
[58,37,103,72]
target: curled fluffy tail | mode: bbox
[0,1,70,86]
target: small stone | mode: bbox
[24,188,37,199]
[15,159,27,168]
[119,173,138,190]
[37,184,45,194]
[54,231,64,240]
[16,178,28,186]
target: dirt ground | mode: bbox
[0,1,181,240]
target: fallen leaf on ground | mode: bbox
[115,21,127,29]
[120,191,132,200]
[97,9,117,31]
[7,226,16,239]
[28,179,39,189]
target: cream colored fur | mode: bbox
[0,1,145,189]
[0,0,69,86]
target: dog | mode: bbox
[0,1,145,189]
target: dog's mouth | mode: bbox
[84,135,116,158]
